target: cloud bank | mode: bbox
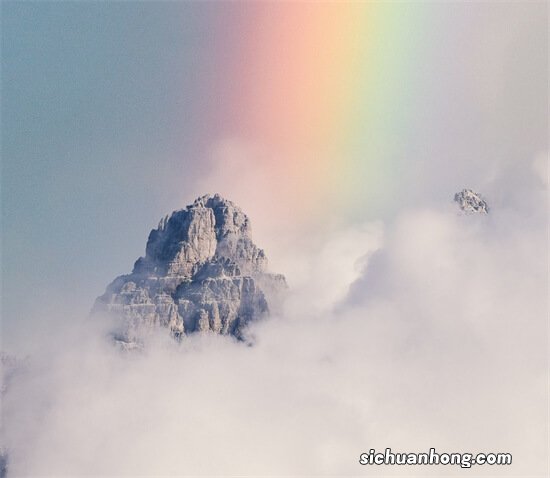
[1,154,547,476]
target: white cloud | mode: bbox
[2,161,547,476]
[532,152,548,188]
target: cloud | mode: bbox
[532,152,548,188]
[1,156,547,476]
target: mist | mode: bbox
[1,153,547,476]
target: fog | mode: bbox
[1,154,547,476]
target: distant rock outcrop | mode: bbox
[454,189,489,214]
[93,194,286,343]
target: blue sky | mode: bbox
[2,2,228,343]
[2,2,547,351]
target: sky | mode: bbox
[2,2,547,344]
[1,2,548,476]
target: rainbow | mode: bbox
[197,3,430,220]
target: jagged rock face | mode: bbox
[454,189,489,214]
[94,194,286,342]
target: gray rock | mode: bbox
[454,189,489,214]
[0,448,6,478]
[94,194,286,342]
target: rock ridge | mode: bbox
[454,189,489,214]
[94,194,286,342]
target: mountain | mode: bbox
[454,189,489,214]
[93,194,286,344]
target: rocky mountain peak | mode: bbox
[94,195,286,343]
[134,193,265,278]
[454,189,489,214]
